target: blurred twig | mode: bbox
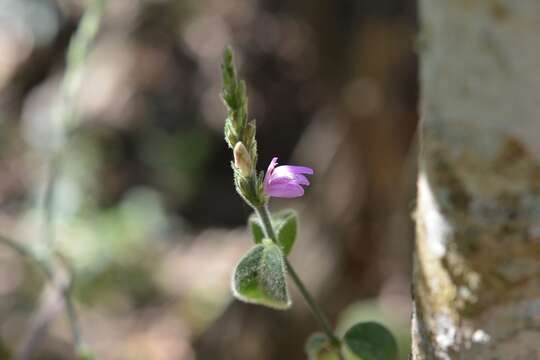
[0,235,82,359]
[42,158,60,247]
[0,235,53,280]
[60,0,106,131]
[0,1,106,359]
[16,286,65,360]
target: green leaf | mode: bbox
[247,211,297,255]
[248,214,265,244]
[305,333,341,360]
[343,322,398,360]
[273,210,297,256]
[232,242,291,310]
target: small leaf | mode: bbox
[343,322,398,360]
[248,214,265,244]
[232,242,291,310]
[248,210,297,255]
[305,333,340,360]
[273,210,297,256]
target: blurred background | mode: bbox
[0,0,418,359]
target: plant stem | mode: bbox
[255,204,343,357]
[255,205,278,240]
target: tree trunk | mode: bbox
[413,0,540,358]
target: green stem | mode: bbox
[255,204,343,356]
[255,204,277,240]
[285,259,340,346]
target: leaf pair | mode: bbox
[249,209,297,255]
[232,210,298,310]
[306,322,398,360]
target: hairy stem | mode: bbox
[255,204,343,357]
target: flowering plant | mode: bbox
[221,48,398,360]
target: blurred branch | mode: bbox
[42,158,60,247]
[60,0,105,131]
[0,235,84,358]
[0,235,53,280]
[16,287,65,360]
[9,1,106,359]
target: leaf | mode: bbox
[273,210,298,256]
[248,214,265,244]
[231,241,291,310]
[248,210,297,255]
[305,333,341,360]
[343,322,398,360]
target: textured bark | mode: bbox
[413,0,540,359]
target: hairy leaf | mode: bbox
[232,242,291,310]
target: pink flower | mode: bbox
[264,157,314,198]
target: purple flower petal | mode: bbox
[266,182,305,198]
[263,156,313,199]
[264,157,279,188]
[272,167,310,181]
[292,173,310,186]
[268,172,309,186]
[278,165,314,175]
[266,177,290,185]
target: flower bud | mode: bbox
[234,142,252,177]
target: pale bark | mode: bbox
[413,0,540,359]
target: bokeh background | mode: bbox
[0,0,418,359]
